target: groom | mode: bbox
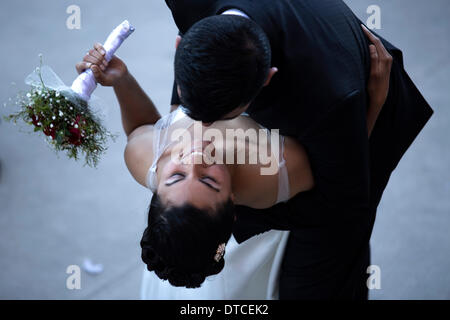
[164,0,433,299]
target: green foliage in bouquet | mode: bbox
[3,60,117,168]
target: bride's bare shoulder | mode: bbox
[283,137,314,194]
[127,124,154,142]
[124,125,155,187]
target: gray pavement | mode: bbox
[0,0,448,299]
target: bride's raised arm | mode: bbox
[75,43,161,138]
[76,43,161,186]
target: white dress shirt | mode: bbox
[222,8,250,19]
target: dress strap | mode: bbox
[146,108,187,192]
[276,135,290,204]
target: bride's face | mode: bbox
[157,140,233,211]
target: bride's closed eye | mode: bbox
[200,176,220,192]
[201,176,217,183]
[165,172,220,192]
[165,172,185,186]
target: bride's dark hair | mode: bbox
[140,193,235,288]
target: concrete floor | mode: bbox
[0,0,448,299]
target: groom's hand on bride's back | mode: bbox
[362,25,393,110]
[75,43,129,87]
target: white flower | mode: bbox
[69,107,73,110]
[59,111,64,117]
[26,93,31,98]
[37,122,41,126]
[52,116,56,120]
[50,124,54,128]
[55,92,60,97]
[74,124,79,129]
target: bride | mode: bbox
[76,20,391,299]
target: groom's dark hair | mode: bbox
[174,15,272,123]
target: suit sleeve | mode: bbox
[233,90,371,242]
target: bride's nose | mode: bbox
[192,151,207,166]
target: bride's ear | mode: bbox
[264,67,278,87]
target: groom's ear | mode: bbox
[263,67,278,87]
[175,35,182,50]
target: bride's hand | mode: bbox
[75,43,129,87]
[362,25,393,110]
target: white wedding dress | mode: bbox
[140,108,290,300]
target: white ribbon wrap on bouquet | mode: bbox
[71,20,135,101]
[25,65,106,121]
[24,20,134,122]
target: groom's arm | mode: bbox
[235,27,394,237]
[234,90,371,241]
[293,91,371,225]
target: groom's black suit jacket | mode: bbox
[165,0,433,299]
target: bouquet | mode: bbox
[3,20,135,167]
